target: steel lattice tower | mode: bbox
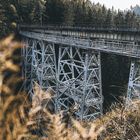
[57,46,103,120]
[22,39,57,109]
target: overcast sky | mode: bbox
[91,0,139,10]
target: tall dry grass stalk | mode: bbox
[0,36,30,140]
[95,100,140,140]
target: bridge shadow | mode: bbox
[101,53,131,113]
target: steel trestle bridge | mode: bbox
[19,25,140,120]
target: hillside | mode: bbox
[131,5,140,15]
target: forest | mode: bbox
[1,0,140,38]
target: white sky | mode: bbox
[91,0,139,10]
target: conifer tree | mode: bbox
[44,0,65,24]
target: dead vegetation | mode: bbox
[0,37,140,140]
[0,36,30,140]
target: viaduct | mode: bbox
[19,25,140,120]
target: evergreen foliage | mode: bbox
[43,0,140,28]
[0,0,140,37]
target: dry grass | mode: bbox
[0,36,140,140]
[95,100,140,140]
[0,36,31,140]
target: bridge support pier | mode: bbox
[31,40,56,90]
[22,39,57,109]
[57,46,103,120]
[127,60,140,104]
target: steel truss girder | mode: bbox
[127,60,140,104]
[57,46,103,120]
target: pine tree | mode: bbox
[114,10,125,28]
[105,9,113,27]
[31,0,45,25]
[63,0,75,26]
[0,2,8,37]
[101,5,107,27]
[44,0,65,24]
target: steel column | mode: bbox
[22,38,33,94]
[127,60,140,104]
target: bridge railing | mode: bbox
[19,24,140,58]
[93,40,140,57]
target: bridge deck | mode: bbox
[19,26,140,58]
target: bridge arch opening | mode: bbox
[101,53,131,112]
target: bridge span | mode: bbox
[19,25,140,120]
